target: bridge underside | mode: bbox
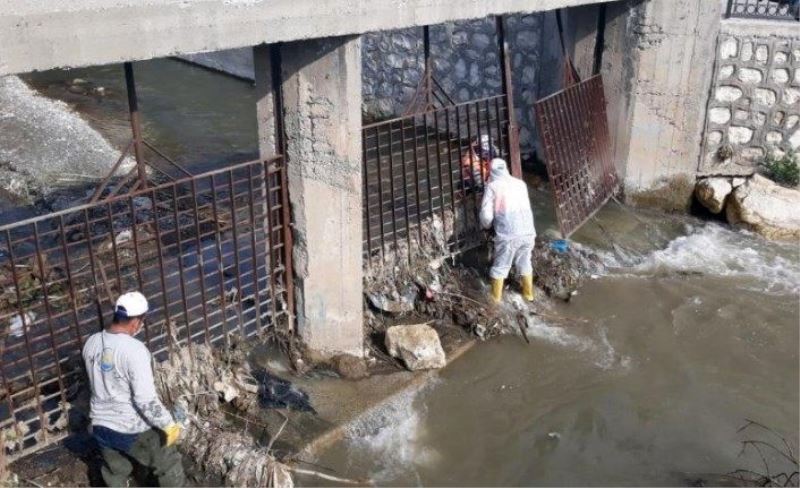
[0,0,617,76]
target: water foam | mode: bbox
[523,312,630,371]
[343,380,439,483]
[607,223,799,295]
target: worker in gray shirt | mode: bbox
[82,291,184,487]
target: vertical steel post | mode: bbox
[497,16,522,177]
[124,62,148,190]
[424,25,432,109]
[270,44,295,329]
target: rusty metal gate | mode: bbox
[0,157,293,460]
[363,94,516,265]
[534,74,618,238]
[362,16,521,266]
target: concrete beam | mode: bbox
[0,0,619,76]
[279,36,364,358]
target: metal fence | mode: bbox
[726,0,800,20]
[362,94,513,265]
[534,75,618,238]
[0,157,293,460]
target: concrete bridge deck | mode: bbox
[0,0,616,76]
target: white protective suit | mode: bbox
[478,159,536,279]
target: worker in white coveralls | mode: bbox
[479,158,536,302]
[82,291,185,487]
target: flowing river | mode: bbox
[313,199,799,486]
[17,59,800,486]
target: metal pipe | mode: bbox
[496,15,521,177]
[124,62,148,190]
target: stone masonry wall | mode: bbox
[362,14,547,155]
[700,26,800,174]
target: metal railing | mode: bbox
[0,157,293,460]
[726,0,800,20]
[362,94,513,266]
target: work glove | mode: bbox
[163,423,182,447]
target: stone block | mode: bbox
[754,88,776,106]
[709,107,731,124]
[729,126,754,145]
[738,67,763,84]
[720,37,738,59]
[695,177,732,214]
[726,174,800,240]
[385,323,446,370]
[716,86,743,102]
[782,88,800,106]
[772,68,790,84]
[755,45,769,63]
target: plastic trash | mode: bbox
[550,239,569,253]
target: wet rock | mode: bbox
[330,354,368,380]
[726,174,800,240]
[385,323,446,371]
[695,177,732,214]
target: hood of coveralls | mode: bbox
[489,158,511,180]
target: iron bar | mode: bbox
[124,62,148,190]
[227,171,246,336]
[208,175,230,338]
[387,122,398,256]
[169,185,193,352]
[497,15,522,176]
[127,196,151,348]
[399,119,412,265]
[277,159,294,326]
[375,126,386,263]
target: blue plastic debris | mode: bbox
[550,239,569,253]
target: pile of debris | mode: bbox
[363,215,606,369]
[153,338,360,487]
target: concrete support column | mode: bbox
[279,36,364,358]
[604,0,722,210]
[253,44,278,157]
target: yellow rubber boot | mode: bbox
[521,275,535,302]
[490,278,504,303]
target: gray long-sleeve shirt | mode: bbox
[82,330,174,434]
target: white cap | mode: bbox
[114,291,149,319]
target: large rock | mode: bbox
[726,174,800,240]
[385,324,446,371]
[695,177,732,214]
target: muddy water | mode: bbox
[315,198,799,486]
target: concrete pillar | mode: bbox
[253,44,278,157]
[606,0,722,210]
[279,36,364,358]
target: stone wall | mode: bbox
[362,14,547,154]
[700,21,800,175]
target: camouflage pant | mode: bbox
[99,428,184,487]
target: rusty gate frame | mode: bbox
[0,156,293,461]
[534,74,618,238]
[362,16,522,266]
